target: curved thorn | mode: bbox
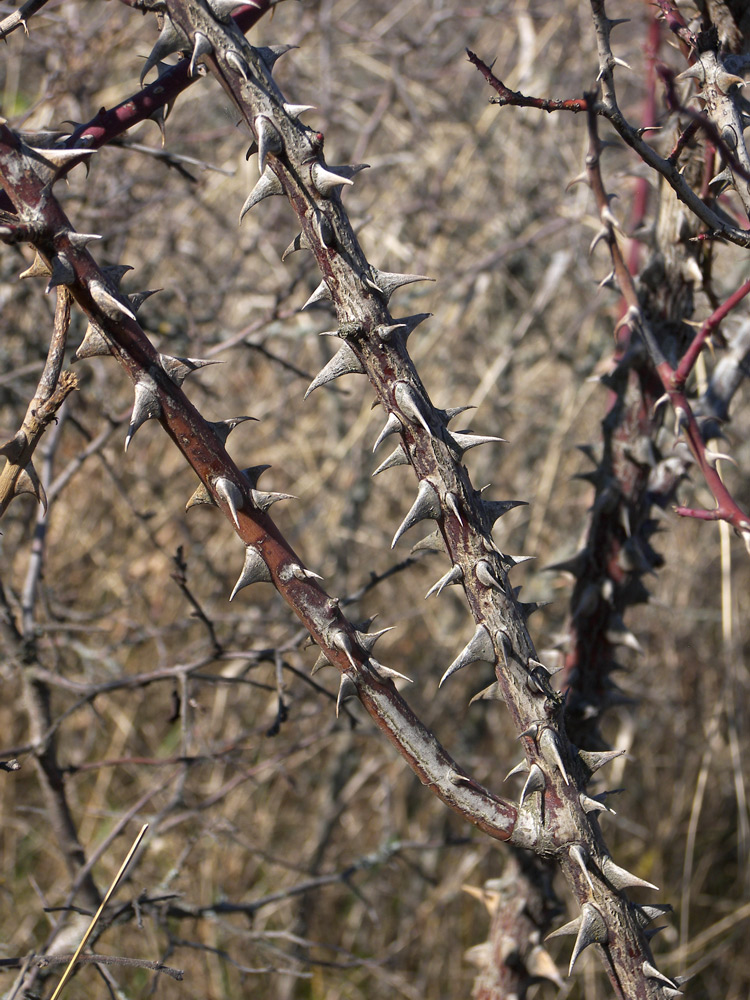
[475,559,502,590]
[336,674,358,716]
[310,162,354,196]
[372,444,409,476]
[424,563,463,599]
[215,476,244,529]
[239,167,284,223]
[125,379,160,450]
[391,480,441,548]
[439,624,495,687]
[445,491,463,525]
[600,856,659,892]
[230,545,272,600]
[569,844,594,890]
[520,763,545,804]
[539,728,569,784]
[189,31,212,77]
[568,903,607,975]
[394,382,432,435]
[373,412,402,452]
[304,343,364,398]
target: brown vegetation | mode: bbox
[1,1,750,998]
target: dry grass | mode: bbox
[1,1,750,998]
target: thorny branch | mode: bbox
[4,0,750,996]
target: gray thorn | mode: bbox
[578,748,625,774]
[372,444,409,476]
[159,354,220,386]
[539,728,569,784]
[301,280,332,311]
[255,114,283,173]
[124,378,161,450]
[391,479,441,548]
[504,759,529,780]
[445,491,463,525]
[373,412,402,452]
[230,546,272,600]
[225,48,252,82]
[568,903,607,975]
[520,763,545,804]
[449,431,506,456]
[366,268,434,302]
[215,476,244,529]
[141,16,189,85]
[439,624,495,688]
[304,343,364,398]
[189,31,213,77]
[239,167,284,223]
[642,962,677,989]
[336,674,358,717]
[394,382,432,435]
[475,559,502,591]
[569,844,594,890]
[90,280,137,322]
[424,564,463,599]
[310,162,354,196]
[600,856,659,892]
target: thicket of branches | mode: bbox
[1,1,750,998]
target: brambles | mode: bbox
[1,2,750,998]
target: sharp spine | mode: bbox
[230,545,272,600]
[189,31,213,77]
[425,564,463,599]
[642,962,677,988]
[125,378,161,450]
[482,498,528,526]
[74,322,111,360]
[12,463,47,512]
[568,903,607,975]
[332,631,358,670]
[304,343,364,398]
[394,382,432,435]
[225,48,252,82]
[207,0,247,20]
[504,759,529,780]
[372,445,409,476]
[45,254,74,292]
[365,268,434,302]
[336,674,358,716]
[520,763,545,804]
[215,476,244,529]
[475,559,502,591]
[445,491,463,525]
[282,231,311,260]
[90,280,137,322]
[373,412,402,452]
[569,844,594,889]
[310,162,354,196]
[449,431,506,456]
[255,115,283,172]
[159,354,219,386]
[284,102,315,118]
[239,167,284,222]
[539,728,569,784]
[391,480,441,548]
[468,682,504,704]
[439,624,495,687]
[578,748,625,774]
[141,16,189,84]
[301,280,332,310]
[600,856,659,892]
